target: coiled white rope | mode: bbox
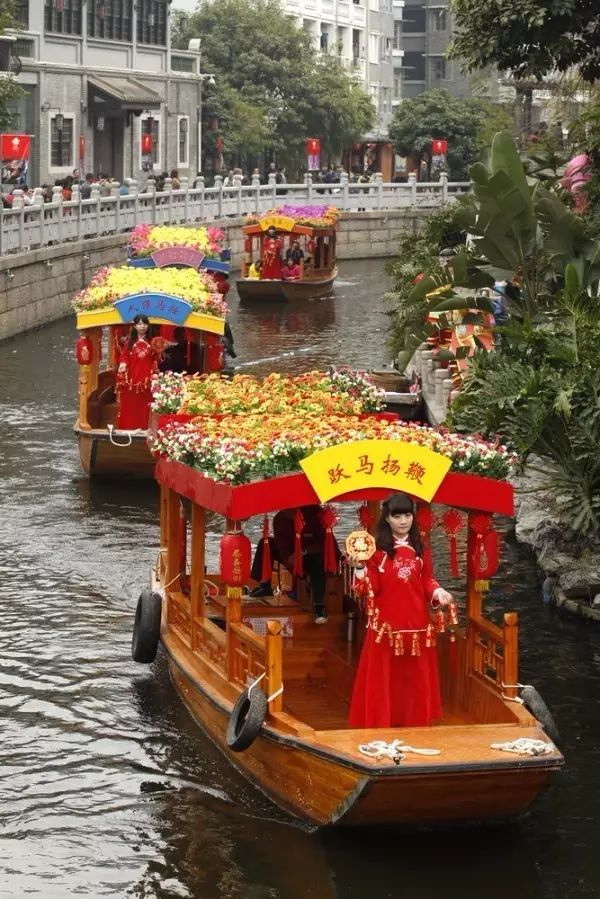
[490,738,555,756]
[107,424,139,447]
[359,740,441,764]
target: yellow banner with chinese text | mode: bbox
[259,215,297,232]
[300,439,451,503]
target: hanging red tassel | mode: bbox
[442,509,464,577]
[293,509,305,577]
[435,608,445,633]
[449,631,458,672]
[470,513,494,578]
[357,502,373,531]
[320,504,339,574]
[411,632,420,657]
[416,504,434,545]
[260,514,272,582]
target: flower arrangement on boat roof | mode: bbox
[246,205,341,228]
[128,224,227,258]
[150,415,516,485]
[150,369,385,416]
[72,265,228,317]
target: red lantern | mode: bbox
[75,335,93,366]
[431,139,448,155]
[306,138,320,155]
[141,133,152,155]
[469,513,499,588]
[220,531,251,589]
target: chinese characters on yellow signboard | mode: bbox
[300,439,451,503]
[259,215,297,232]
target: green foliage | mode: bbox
[0,0,24,131]
[388,89,515,180]
[173,0,374,174]
[449,0,600,84]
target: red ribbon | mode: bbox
[321,505,339,574]
[260,514,272,582]
[293,509,305,577]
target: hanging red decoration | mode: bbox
[75,335,93,366]
[244,237,253,253]
[442,509,464,577]
[320,505,339,574]
[220,530,251,595]
[141,133,152,155]
[469,513,495,588]
[260,514,272,583]
[293,509,305,577]
[357,502,373,531]
[416,504,434,544]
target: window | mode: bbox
[171,55,195,72]
[15,1,29,28]
[178,116,189,167]
[352,28,361,59]
[140,113,161,169]
[136,0,167,45]
[393,20,403,49]
[402,50,425,80]
[430,56,446,80]
[381,87,391,113]
[402,5,426,32]
[44,0,82,35]
[320,31,329,51]
[50,115,74,168]
[353,0,361,5]
[383,37,392,60]
[88,0,133,41]
[432,8,447,30]
[368,32,379,60]
[393,76,401,99]
[13,38,35,57]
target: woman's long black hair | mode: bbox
[376,492,424,559]
[128,313,154,349]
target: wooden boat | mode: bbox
[237,206,339,301]
[73,276,229,479]
[133,416,564,826]
[367,368,423,420]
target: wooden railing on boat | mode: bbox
[159,485,521,729]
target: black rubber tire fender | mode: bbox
[226,687,267,752]
[521,685,560,746]
[131,590,162,663]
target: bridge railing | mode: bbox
[0,172,469,257]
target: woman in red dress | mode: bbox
[349,492,453,728]
[261,226,283,279]
[117,314,158,430]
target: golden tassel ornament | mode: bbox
[411,632,420,656]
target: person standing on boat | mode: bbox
[285,239,304,265]
[261,226,283,280]
[348,492,453,728]
[116,314,159,430]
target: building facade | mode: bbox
[284,0,395,167]
[7,1,203,188]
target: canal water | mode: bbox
[0,259,599,898]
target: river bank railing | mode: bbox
[0,172,469,256]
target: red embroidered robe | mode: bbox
[261,236,283,279]
[349,540,442,728]
[117,338,157,430]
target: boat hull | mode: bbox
[237,269,337,302]
[75,424,154,479]
[163,633,561,827]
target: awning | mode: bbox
[88,75,162,110]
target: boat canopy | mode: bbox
[243,205,341,238]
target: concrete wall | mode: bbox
[0,209,429,341]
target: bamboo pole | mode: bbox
[503,612,519,699]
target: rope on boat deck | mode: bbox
[107,424,146,447]
[358,740,441,765]
[490,738,555,756]
[247,671,284,704]
[501,682,534,703]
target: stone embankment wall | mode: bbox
[0,210,428,341]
